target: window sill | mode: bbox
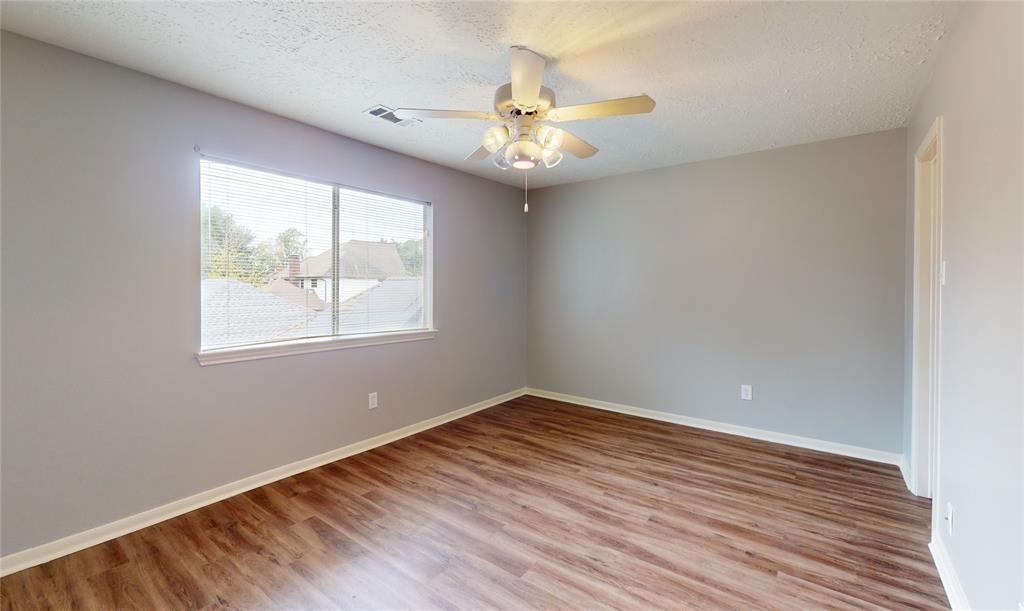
[196,329,438,366]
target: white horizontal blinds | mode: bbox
[337,188,427,336]
[200,158,430,352]
[200,159,333,350]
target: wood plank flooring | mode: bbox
[1,395,948,610]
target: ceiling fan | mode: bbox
[395,46,656,172]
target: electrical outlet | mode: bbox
[945,502,953,537]
[368,392,378,410]
[740,385,753,401]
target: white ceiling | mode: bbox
[1,1,958,188]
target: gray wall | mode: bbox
[5,14,1021,607]
[0,33,527,556]
[528,129,908,452]
[904,3,1023,608]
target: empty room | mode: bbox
[1,1,1021,609]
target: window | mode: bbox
[199,158,432,361]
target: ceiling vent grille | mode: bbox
[364,105,420,127]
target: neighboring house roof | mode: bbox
[202,278,324,348]
[203,276,423,350]
[339,240,408,279]
[265,276,380,306]
[337,277,424,335]
[288,241,409,280]
[295,249,332,278]
[339,278,381,303]
[263,278,325,311]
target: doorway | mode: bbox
[910,116,943,500]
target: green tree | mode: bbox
[275,228,307,260]
[250,241,283,284]
[202,205,306,286]
[202,205,257,282]
[397,239,424,277]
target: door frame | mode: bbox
[909,116,943,500]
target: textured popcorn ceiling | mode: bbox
[1,2,958,188]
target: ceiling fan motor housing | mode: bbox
[494,82,556,117]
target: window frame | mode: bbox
[196,154,436,366]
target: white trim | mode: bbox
[196,329,438,366]
[915,115,944,162]
[423,206,434,331]
[929,537,970,610]
[525,388,903,466]
[898,454,913,492]
[0,387,527,577]
[197,151,433,207]
[910,114,944,500]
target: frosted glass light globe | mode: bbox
[504,140,542,169]
[542,148,563,168]
[482,126,510,153]
[534,125,565,150]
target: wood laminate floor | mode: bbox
[1,395,948,610]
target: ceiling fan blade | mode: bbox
[465,146,490,161]
[394,108,501,121]
[546,95,656,122]
[559,129,599,158]
[510,46,545,110]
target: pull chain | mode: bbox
[524,171,529,213]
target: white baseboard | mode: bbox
[525,388,903,466]
[0,387,528,577]
[929,537,970,610]
[899,454,915,493]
